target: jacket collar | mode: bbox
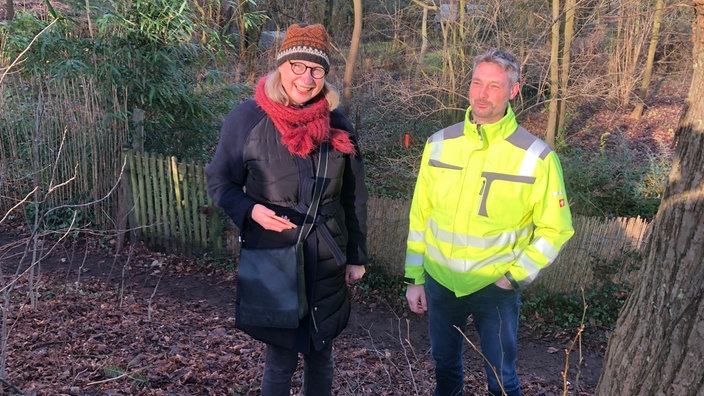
[463,104,518,147]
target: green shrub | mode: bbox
[24,204,94,232]
[521,282,629,332]
[561,144,670,219]
[0,1,242,162]
[353,265,407,312]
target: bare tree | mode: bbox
[557,0,576,136]
[630,0,666,120]
[410,0,437,68]
[546,0,577,148]
[342,0,362,113]
[3,0,13,21]
[323,0,333,28]
[607,0,653,107]
[595,1,704,393]
[546,0,561,148]
[233,0,267,80]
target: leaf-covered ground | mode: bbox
[0,228,602,396]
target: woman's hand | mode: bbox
[345,265,366,286]
[250,204,297,232]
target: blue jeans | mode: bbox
[261,342,334,396]
[426,275,522,396]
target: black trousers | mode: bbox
[261,341,334,396]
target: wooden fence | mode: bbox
[121,150,652,292]
[365,198,652,292]
[0,77,127,229]
[121,149,229,256]
[532,215,650,292]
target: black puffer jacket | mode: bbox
[205,99,368,353]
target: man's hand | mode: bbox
[494,275,514,290]
[406,284,427,314]
[345,265,366,286]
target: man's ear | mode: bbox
[509,82,520,100]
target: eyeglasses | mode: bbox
[289,61,327,79]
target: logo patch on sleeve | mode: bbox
[553,191,566,208]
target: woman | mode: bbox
[205,23,368,395]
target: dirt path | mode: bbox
[0,231,602,395]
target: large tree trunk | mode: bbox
[595,1,704,394]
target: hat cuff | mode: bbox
[276,48,330,70]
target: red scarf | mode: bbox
[254,77,355,157]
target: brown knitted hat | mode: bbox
[275,23,331,71]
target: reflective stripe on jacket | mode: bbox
[404,105,574,296]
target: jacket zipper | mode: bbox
[475,124,485,215]
[311,307,319,333]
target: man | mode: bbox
[404,49,574,396]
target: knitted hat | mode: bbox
[275,23,331,71]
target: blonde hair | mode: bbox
[264,70,340,110]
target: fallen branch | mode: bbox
[0,377,24,395]
[562,287,588,396]
[85,365,150,386]
[455,325,507,396]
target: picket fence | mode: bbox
[365,197,652,292]
[120,149,228,256]
[121,150,651,292]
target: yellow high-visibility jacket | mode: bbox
[404,105,574,296]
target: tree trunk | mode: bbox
[458,0,465,63]
[595,1,704,394]
[323,0,333,29]
[5,0,14,20]
[557,0,575,137]
[411,0,436,69]
[84,0,93,37]
[630,0,665,120]
[545,0,561,148]
[238,0,248,60]
[342,0,362,114]
[419,7,429,68]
